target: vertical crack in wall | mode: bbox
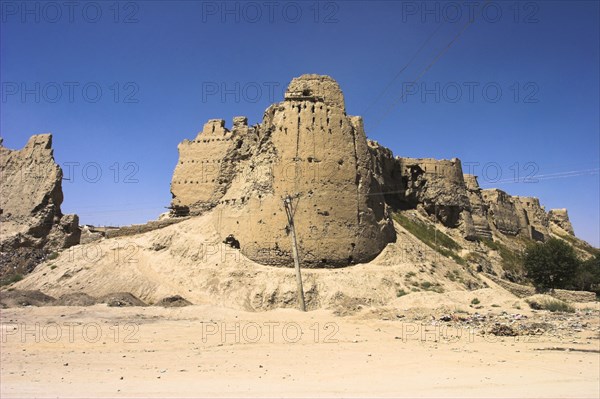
[350,121,361,225]
[295,104,302,192]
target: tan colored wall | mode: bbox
[0,134,80,275]
[397,157,465,184]
[168,74,588,267]
[548,208,575,235]
[0,134,62,219]
[171,120,237,213]
[481,189,522,236]
[515,196,549,240]
[463,174,492,238]
[170,75,395,267]
[104,218,188,239]
[394,157,474,237]
[479,189,552,241]
[170,118,261,215]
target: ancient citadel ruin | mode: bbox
[168,74,577,267]
[1,74,597,309]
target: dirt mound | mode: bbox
[10,209,597,312]
[0,289,56,308]
[0,214,528,311]
[98,292,147,307]
[487,323,518,336]
[157,295,192,307]
[54,292,97,306]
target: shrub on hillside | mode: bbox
[524,238,579,291]
[569,254,600,294]
[526,297,575,313]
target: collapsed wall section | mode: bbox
[479,189,554,241]
[464,174,492,239]
[481,189,523,236]
[548,209,575,235]
[514,197,550,241]
[390,156,476,239]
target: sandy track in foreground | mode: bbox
[1,305,598,398]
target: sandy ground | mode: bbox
[1,304,599,398]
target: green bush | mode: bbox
[47,252,59,260]
[569,254,600,294]
[480,237,501,251]
[471,298,480,305]
[393,213,460,250]
[526,298,574,313]
[558,232,600,257]
[481,238,524,275]
[0,274,23,286]
[416,281,444,293]
[524,239,599,294]
[498,245,525,275]
[393,212,465,265]
[445,270,462,282]
[524,238,580,290]
[396,289,408,297]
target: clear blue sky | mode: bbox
[1,0,599,246]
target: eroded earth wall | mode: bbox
[171,75,396,267]
[170,74,577,267]
[0,134,80,277]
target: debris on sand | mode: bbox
[157,295,192,307]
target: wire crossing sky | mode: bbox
[1,1,599,246]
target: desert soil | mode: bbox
[1,301,599,398]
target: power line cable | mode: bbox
[483,168,599,185]
[363,22,445,115]
[372,2,490,129]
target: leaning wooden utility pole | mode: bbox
[284,195,306,312]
